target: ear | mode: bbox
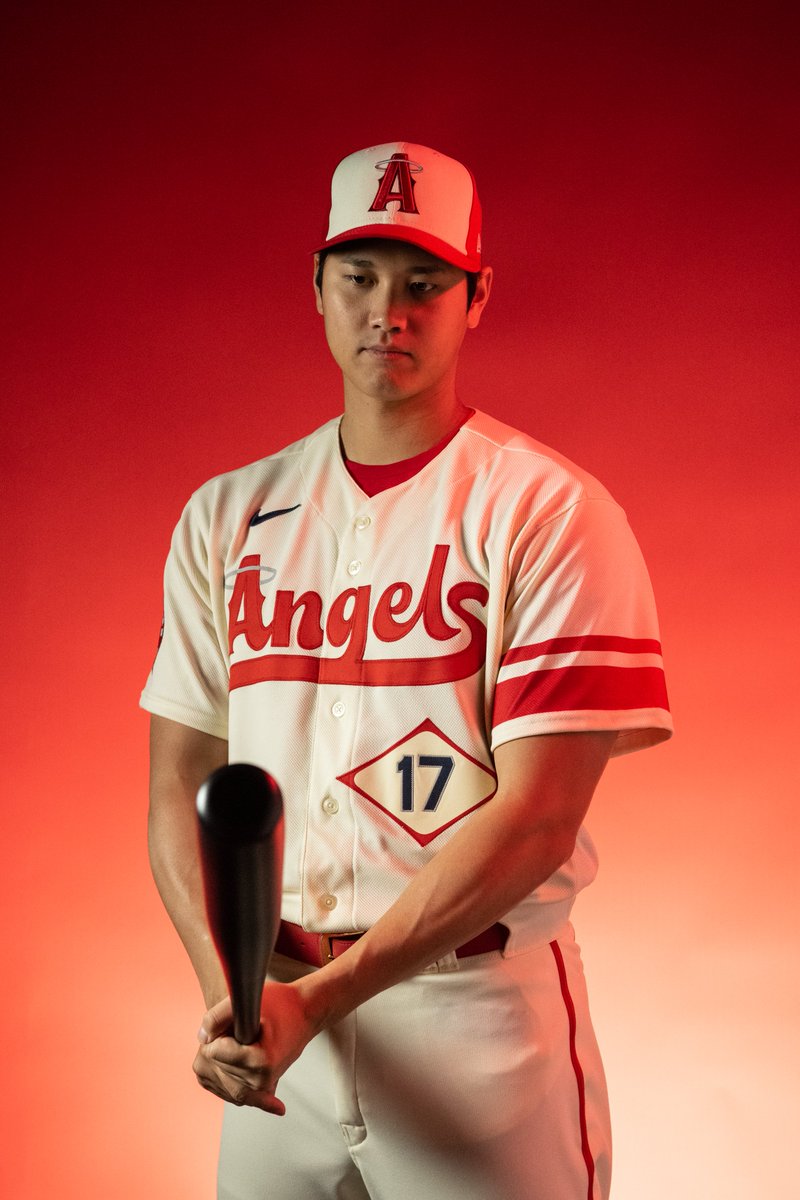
[313,253,324,315]
[466,266,493,330]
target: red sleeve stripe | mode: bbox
[493,664,669,724]
[498,649,664,682]
[501,635,662,668]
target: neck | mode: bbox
[339,390,469,465]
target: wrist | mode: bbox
[292,955,361,1033]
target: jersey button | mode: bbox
[331,700,346,718]
[322,796,339,815]
[321,894,338,911]
[347,559,362,576]
[354,515,371,531]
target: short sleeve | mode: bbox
[491,496,672,756]
[140,493,230,739]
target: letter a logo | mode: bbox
[369,153,421,214]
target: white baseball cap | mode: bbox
[315,141,482,271]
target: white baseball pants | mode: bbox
[217,923,611,1200]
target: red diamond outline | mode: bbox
[337,718,497,847]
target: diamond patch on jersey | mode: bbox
[338,719,497,847]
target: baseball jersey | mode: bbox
[141,409,672,955]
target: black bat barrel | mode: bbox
[197,763,284,1044]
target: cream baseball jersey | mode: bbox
[141,409,672,953]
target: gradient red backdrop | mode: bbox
[4,3,798,1196]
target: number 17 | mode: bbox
[396,755,454,813]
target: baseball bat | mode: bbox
[196,763,284,1044]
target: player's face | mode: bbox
[314,241,491,410]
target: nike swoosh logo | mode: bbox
[249,504,302,527]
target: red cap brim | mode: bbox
[312,223,481,273]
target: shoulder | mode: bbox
[181,418,340,524]
[455,409,618,528]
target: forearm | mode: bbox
[148,797,227,1008]
[301,806,564,1021]
[297,731,615,1030]
[148,716,229,1008]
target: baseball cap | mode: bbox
[315,141,482,272]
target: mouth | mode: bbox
[361,345,411,360]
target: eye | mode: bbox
[343,273,369,286]
[410,280,436,294]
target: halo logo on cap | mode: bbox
[368,153,422,215]
[314,141,482,272]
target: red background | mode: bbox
[4,3,798,1195]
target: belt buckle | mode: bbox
[319,933,337,965]
[318,931,362,966]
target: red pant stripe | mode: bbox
[550,939,596,1200]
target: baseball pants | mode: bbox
[217,923,611,1200]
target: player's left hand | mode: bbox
[193,982,319,1115]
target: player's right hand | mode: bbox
[193,981,320,1114]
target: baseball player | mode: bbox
[143,142,672,1200]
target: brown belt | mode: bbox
[275,919,508,968]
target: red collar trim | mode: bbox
[344,410,473,497]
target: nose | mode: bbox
[369,285,407,333]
